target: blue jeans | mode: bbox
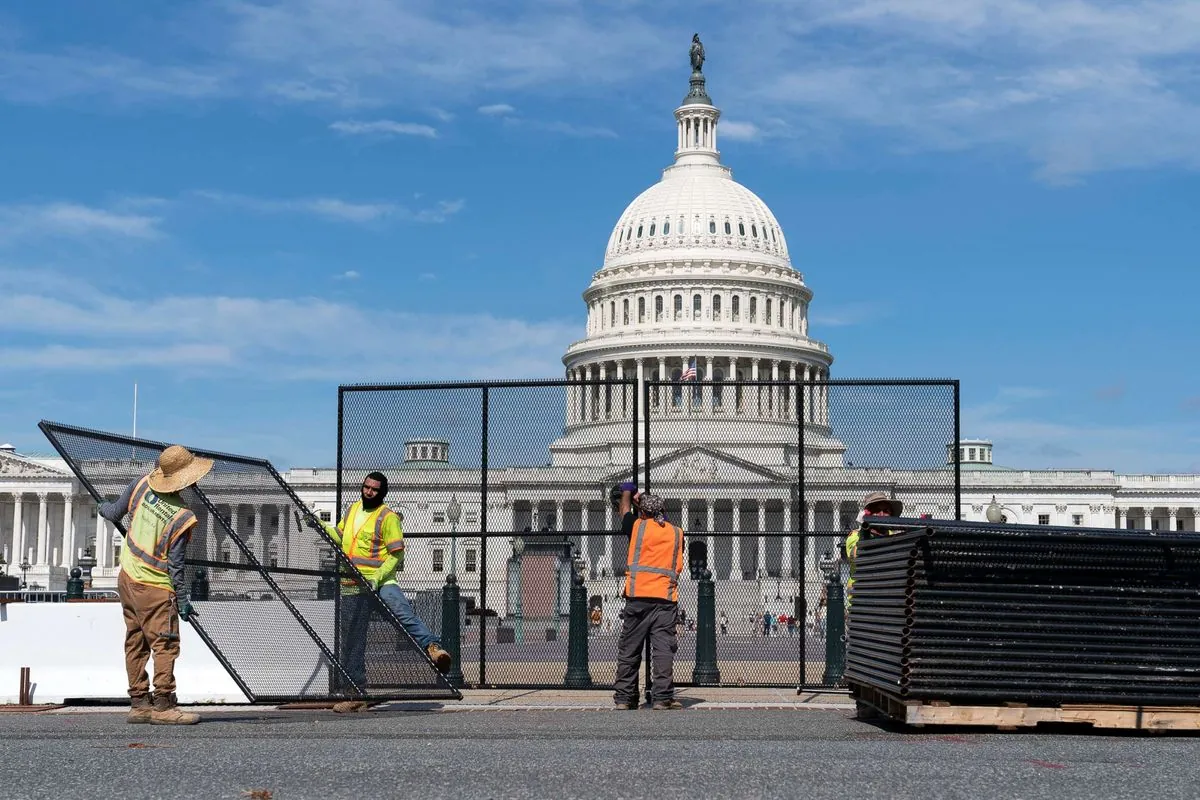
[337,586,440,691]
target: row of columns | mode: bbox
[1115,507,1198,532]
[2,492,81,569]
[566,358,830,426]
[518,499,843,581]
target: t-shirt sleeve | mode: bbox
[383,512,405,555]
[621,511,636,539]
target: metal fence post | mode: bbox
[564,572,592,687]
[692,569,720,684]
[479,386,489,686]
[822,571,845,686]
[442,574,464,688]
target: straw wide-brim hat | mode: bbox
[861,491,903,517]
[147,445,214,494]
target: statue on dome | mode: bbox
[690,34,705,73]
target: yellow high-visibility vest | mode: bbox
[118,476,195,591]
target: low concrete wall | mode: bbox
[2,602,261,705]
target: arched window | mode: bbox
[649,222,656,236]
[622,298,629,325]
[626,227,632,241]
[655,295,663,322]
[770,227,776,243]
[638,297,646,323]
[673,294,683,321]
[709,219,716,234]
[738,222,745,236]
[749,297,757,324]
[724,221,732,235]
[713,368,725,408]
[713,294,722,321]
[636,225,643,238]
[662,221,670,235]
[679,217,686,234]
[751,224,758,238]
[693,293,702,319]
[766,298,772,325]
[778,302,784,327]
[610,301,616,328]
[732,295,740,322]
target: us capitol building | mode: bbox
[2,44,1198,609]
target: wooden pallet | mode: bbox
[849,681,1200,731]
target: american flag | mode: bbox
[681,358,698,381]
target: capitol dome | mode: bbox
[603,164,791,269]
[555,41,839,470]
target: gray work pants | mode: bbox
[613,599,678,704]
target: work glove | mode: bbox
[177,596,197,622]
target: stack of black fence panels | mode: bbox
[845,518,1200,706]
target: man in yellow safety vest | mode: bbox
[100,445,213,725]
[315,471,452,701]
[843,491,904,605]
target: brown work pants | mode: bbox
[117,571,180,700]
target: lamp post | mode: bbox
[78,546,96,589]
[511,536,525,645]
[19,559,31,589]
[819,550,845,686]
[446,494,461,580]
[985,495,1018,524]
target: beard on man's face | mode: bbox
[361,489,384,511]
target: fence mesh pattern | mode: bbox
[40,421,458,703]
[338,378,958,689]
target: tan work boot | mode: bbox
[651,699,683,710]
[127,694,154,724]
[332,700,370,713]
[150,692,200,725]
[427,643,453,674]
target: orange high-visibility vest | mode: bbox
[624,518,684,602]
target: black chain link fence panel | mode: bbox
[643,379,959,688]
[338,378,956,689]
[40,421,458,702]
[338,380,639,687]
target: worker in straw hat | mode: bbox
[842,491,904,607]
[100,445,214,725]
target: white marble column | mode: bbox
[635,358,645,425]
[782,504,793,577]
[582,365,593,422]
[751,360,760,417]
[771,360,780,419]
[617,362,629,419]
[36,493,49,566]
[95,506,109,568]
[730,504,742,579]
[12,493,25,569]
[61,495,75,568]
[1168,507,1179,533]
[704,356,714,411]
[1116,507,1125,529]
[598,363,609,419]
[729,357,740,414]
[757,503,767,575]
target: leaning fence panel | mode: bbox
[40,421,458,703]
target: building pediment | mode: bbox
[604,445,790,487]
[0,451,70,479]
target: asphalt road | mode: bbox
[4,706,1197,800]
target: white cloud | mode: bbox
[478,103,516,116]
[504,118,619,138]
[193,191,463,224]
[0,268,576,380]
[0,202,163,241]
[330,119,438,138]
[335,270,360,280]
[720,121,762,141]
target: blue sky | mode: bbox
[1,0,1198,472]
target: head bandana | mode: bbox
[638,493,666,522]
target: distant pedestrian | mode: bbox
[719,613,728,636]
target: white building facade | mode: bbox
[2,57,1197,605]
